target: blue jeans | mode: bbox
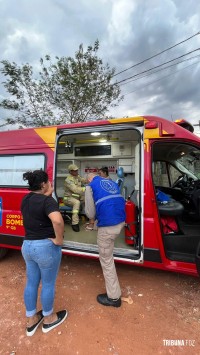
[22,239,62,317]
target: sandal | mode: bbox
[85,223,94,231]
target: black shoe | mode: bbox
[42,310,68,333]
[72,224,80,232]
[97,293,121,307]
[26,310,44,336]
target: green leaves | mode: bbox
[0,40,123,127]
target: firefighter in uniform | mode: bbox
[63,164,86,232]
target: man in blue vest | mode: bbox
[85,173,125,307]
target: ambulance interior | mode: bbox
[55,127,141,259]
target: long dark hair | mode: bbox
[23,170,48,191]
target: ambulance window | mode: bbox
[152,142,200,188]
[0,154,45,187]
[153,161,169,187]
[168,165,183,186]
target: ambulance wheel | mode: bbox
[0,248,8,260]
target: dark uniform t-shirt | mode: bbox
[21,192,60,240]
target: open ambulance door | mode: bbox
[54,121,144,265]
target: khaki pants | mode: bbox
[63,197,81,225]
[97,222,125,299]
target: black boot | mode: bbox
[72,224,80,232]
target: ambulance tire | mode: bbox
[0,248,8,260]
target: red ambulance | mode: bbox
[0,115,200,277]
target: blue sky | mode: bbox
[0,0,200,128]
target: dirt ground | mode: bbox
[0,250,200,355]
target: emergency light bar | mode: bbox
[175,119,194,133]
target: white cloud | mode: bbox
[0,0,200,128]
[3,28,46,61]
[107,0,136,45]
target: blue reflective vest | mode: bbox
[89,176,125,227]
